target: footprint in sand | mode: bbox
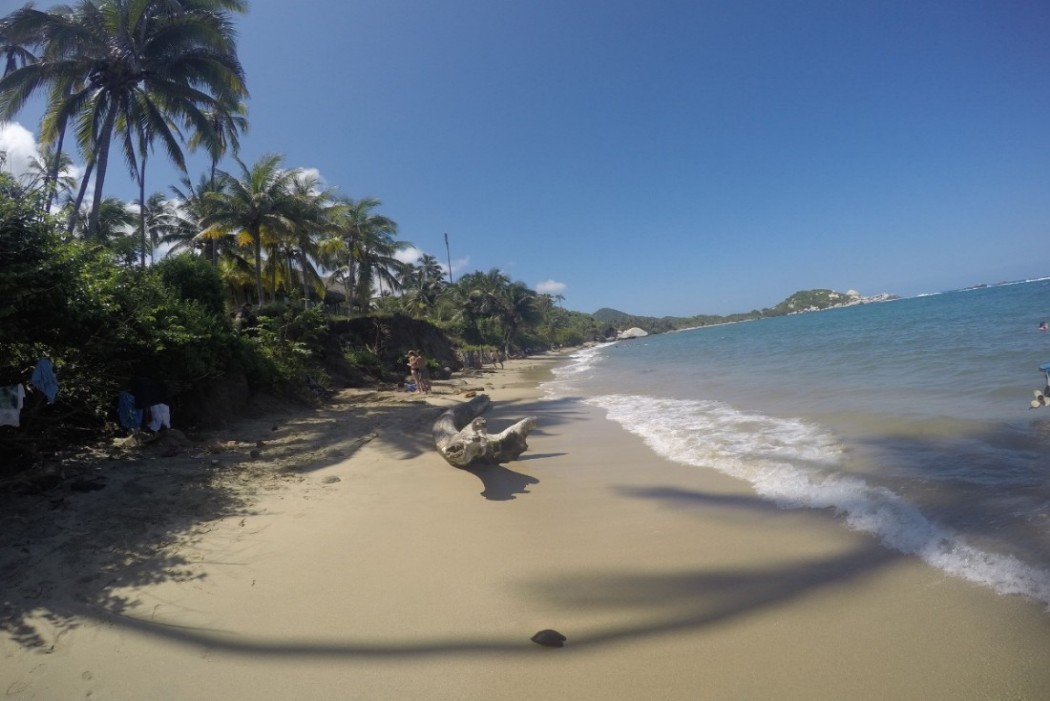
[6,679,29,695]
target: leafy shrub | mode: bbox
[155,254,227,316]
[238,306,331,393]
[344,347,381,372]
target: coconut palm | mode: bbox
[68,194,138,262]
[138,190,175,263]
[456,269,539,353]
[0,12,36,77]
[200,153,301,307]
[443,271,491,344]
[161,172,232,261]
[416,253,446,289]
[0,0,248,238]
[354,230,408,311]
[19,143,74,199]
[187,98,247,187]
[494,281,541,353]
[322,197,385,314]
[283,171,341,305]
[0,5,75,213]
[397,253,446,317]
[319,197,404,315]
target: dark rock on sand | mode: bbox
[530,629,567,647]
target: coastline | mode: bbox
[3,354,1050,699]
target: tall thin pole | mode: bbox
[444,232,454,284]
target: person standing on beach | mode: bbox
[408,350,431,394]
[407,351,420,390]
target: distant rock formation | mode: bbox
[617,327,649,339]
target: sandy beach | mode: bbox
[3,354,1050,700]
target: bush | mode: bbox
[154,254,227,316]
[344,347,381,373]
[237,306,331,393]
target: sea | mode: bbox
[542,279,1050,610]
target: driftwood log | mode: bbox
[432,394,538,468]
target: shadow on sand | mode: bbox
[6,389,1035,662]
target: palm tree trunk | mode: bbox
[345,252,356,315]
[87,108,117,239]
[270,246,278,304]
[138,150,148,268]
[44,127,66,213]
[66,159,95,237]
[299,250,310,307]
[252,228,264,308]
[208,158,219,264]
[44,86,72,213]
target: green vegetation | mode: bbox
[0,162,603,474]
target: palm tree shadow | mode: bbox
[66,489,903,660]
[515,452,566,461]
[465,462,539,501]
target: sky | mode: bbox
[2,0,1049,317]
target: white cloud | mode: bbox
[536,279,567,296]
[0,121,42,181]
[292,167,325,193]
[0,121,86,208]
[395,246,423,264]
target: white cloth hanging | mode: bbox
[0,384,26,427]
[148,403,171,432]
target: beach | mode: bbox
[3,355,1050,700]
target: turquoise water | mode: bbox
[544,279,1050,609]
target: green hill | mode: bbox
[592,288,895,336]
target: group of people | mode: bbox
[407,350,431,394]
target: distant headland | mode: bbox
[593,288,899,335]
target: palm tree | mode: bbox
[445,271,491,344]
[354,232,408,312]
[0,13,36,77]
[0,0,248,238]
[320,197,403,315]
[487,280,539,354]
[458,269,539,353]
[398,253,446,317]
[283,171,341,305]
[69,194,138,263]
[38,143,77,207]
[187,98,247,186]
[0,5,74,213]
[416,253,446,288]
[138,190,175,263]
[18,143,74,198]
[200,153,301,307]
[162,172,235,262]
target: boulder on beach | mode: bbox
[618,327,649,339]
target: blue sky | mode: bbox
[2,0,1049,316]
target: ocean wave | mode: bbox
[588,393,1050,610]
[543,343,612,398]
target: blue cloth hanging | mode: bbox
[30,358,59,403]
[117,391,142,430]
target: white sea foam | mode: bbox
[588,393,1050,610]
[543,344,612,398]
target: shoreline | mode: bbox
[3,354,1050,699]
